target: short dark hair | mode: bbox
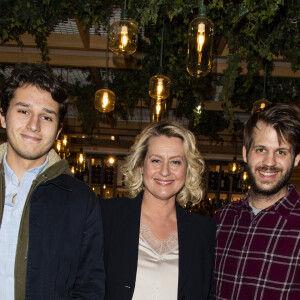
[244,103,300,156]
[1,63,68,124]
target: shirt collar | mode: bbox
[3,152,49,184]
[240,183,299,219]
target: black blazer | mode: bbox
[100,193,215,300]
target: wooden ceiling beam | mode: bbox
[75,18,90,49]
[0,46,141,69]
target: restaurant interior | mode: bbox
[0,0,299,215]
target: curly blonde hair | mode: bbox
[122,121,205,206]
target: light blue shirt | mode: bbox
[0,153,48,300]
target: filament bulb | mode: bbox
[156,99,162,116]
[157,78,164,96]
[232,163,237,173]
[79,154,84,164]
[102,92,109,108]
[120,25,128,49]
[197,23,205,63]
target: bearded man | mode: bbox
[214,103,300,300]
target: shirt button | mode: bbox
[243,246,248,251]
[252,220,257,225]
[8,277,13,282]
[237,275,241,281]
[13,211,17,216]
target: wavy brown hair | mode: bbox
[122,121,205,206]
[244,103,300,157]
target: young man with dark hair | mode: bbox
[0,63,105,300]
[214,103,300,299]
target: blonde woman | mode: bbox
[100,121,215,300]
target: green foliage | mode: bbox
[1,0,300,141]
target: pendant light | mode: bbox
[76,148,86,173]
[252,65,272,114]
[95,31,116,113]
[150,98,166,123]
[149,20,171,100]
[187,0,214,77]
[228,156,241,175]
[109,0,138,55]
[55,134,70,159]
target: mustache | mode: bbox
[255,166,282,172]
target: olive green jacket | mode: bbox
[0,143,72,300]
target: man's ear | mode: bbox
[55,125,63,140]
[0,109,6,129]
[242,146,248,163]
[294,153,300,167]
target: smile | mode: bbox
[21,134,41,142]
[155,179,173,185]
[259,170,277,176]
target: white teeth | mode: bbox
[155,179,172,185]
[259,171,276,176]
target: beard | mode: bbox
[246,162,294,196]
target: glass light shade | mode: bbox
[150,98,166,123]
[228,157,241,175]
[76,148,86,173]
[94,89,116,113]
[252,98,272,114]
[187,15,214,77]
[149,75,171,100]
[109,19,138,55]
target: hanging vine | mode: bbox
[0,0,299,141]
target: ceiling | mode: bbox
[0,16,299,160]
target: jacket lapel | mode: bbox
[177,204,194,294]
[120,194,143,290]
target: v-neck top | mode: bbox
[132,222,179,300]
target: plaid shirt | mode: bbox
[214,184,300,300]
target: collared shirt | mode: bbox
[214,184,300,300]
[0,153,48,300]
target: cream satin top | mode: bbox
[132,222,179,300]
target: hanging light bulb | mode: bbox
[76,148,86,173]
[149,75,171,100]
[95,31,116,113]
[252,65,272,114]
[228,157,241,175]
[149,20,171,104]
[109,1,138,55]
[252,98,272,114]
[95,89,116,113]
[151,98,166,123]
[187,0,214,77]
